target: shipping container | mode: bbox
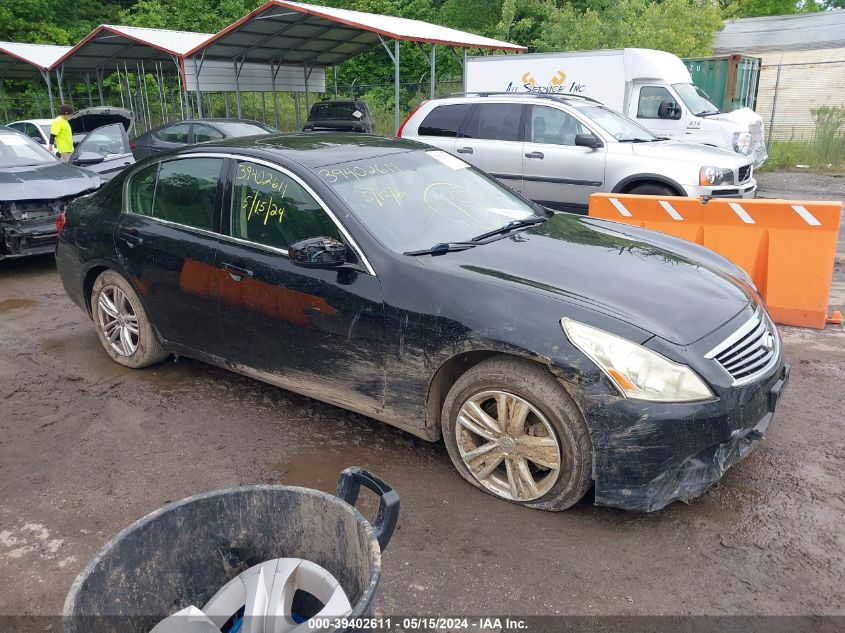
[684,54,761,112]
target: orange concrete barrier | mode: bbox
[589,193,842,329]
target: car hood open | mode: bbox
[0,162,100,201]
[68,107,134,138]
[418,213,751,346]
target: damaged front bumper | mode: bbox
[589,362,790,512]
[1,218,59,260]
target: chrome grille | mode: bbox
[705,310,779,385]
[737,165,752,183]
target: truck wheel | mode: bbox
[441,356,593,511]
[91,270,168,369]
[627,183,679,196]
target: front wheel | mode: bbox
[441,357,593,511]
[626,183,679,197]
[91,270,168,369]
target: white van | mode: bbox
[465,48,767,167]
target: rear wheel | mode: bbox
[91,270,168,368]
[626,183,679,197]
[441,357,593,511]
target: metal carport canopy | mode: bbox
[0,42,72,117]
[0,41,70,79]
[186,0,526,131]
[51,25,213,73]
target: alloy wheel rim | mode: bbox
[96,285,139,357]
[455,390,562,502]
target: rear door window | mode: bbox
[417,104,473,137]
[193,124,225,143]
[128,163,158,216]
[154,158,225,231]
[154,123,190,143]
[231,161,339,251]
[462,103,524,141]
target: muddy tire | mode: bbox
[441,356,593,511]
[91,270,168,369]
[627,183,679,197]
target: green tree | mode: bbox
[536,0,723,58]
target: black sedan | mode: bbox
[0,128,100,260]
[131,118,278,159]
[55,134,789,512]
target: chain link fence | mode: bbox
[756,60,845,168]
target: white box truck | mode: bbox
[465,48,767,167]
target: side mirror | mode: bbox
[72,151,106,166]
[574,133,603,149]
[657,100,682,120]
[288,236,347,269]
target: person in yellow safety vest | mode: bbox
[48,104,74,161]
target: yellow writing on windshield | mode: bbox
[318,162,405,183]
[244,192,285,225]
[360,185,409,208]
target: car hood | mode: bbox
[417,213,750,345]
[0,162,100,201]
[68,106,134,136]
[628,140,748,166]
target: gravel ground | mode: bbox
[0,171,843,621]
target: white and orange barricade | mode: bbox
[589,193,842,329]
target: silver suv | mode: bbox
[399,93,756,212]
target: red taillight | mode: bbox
[129,142,136,150]
[55,209,67,234]
[397,100,428,137]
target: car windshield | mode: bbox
[308,102,364,121]
[315,149,542,253]
[0,132,57,167]
[672,83,720,115]
[214,121,277,136]
[574,104,659,142]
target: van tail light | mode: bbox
[55,209,67,234]
[397,100,428,137]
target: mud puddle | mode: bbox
[0,299,39,314]
[263,445,389,492]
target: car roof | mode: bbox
[177,133,427,168]
[431,92,601,107]
[7,119,53,125]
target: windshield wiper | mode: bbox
[618,138,655,143]
[697,110,721,117]
[404,241,479,256]
[470,217,548,241]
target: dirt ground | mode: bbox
[1,171,843,619]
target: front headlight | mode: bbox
[732,131,753,155]
[699,166,733,186]
[561,319,714,402]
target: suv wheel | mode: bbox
[441,356,593,511]
[627,183,679,196]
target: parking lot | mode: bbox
[0,171,843,619]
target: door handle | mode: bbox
[525,151,544,159]
[222,261,254,281]
[118,228,143,248]
[456,147,473,154]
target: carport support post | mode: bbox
[96,68,105,106]
[430,45,436,99]
[270,61,279,130]
[33,80,43,117]
[233,58,242,119]
[41,69,55,117]
[192,55,205,119]
[394,40,400,134]
[56,66,65,104]
[84,73,93,108]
